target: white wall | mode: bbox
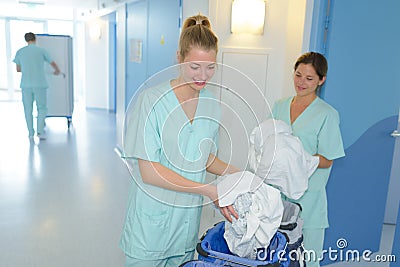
[115,5,127,152]
[182,0,209,19]
[85,18,110,109]
[283,0,308,98]
[209,0,308,105]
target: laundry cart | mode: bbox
[36,34,74,128]
[194,221,290,267]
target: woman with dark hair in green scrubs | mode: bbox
[272,52,345,267]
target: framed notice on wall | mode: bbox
[129,38,142,63]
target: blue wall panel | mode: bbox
[322,116,397,265]
[147,0,180,77]
[126,0,148,108]
[323,0,400,149]
[309,0,329,54]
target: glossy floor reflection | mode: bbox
[0,101,131,267]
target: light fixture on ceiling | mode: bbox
[231,0,266,35]
[18,0,46,5]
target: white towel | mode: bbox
[248,119,319,200]
[217,171,284,259]
[217,171,264,207]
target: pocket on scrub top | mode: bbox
[132,208,170,252]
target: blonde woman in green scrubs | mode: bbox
[120,14,239,267]
[272,52,345,267]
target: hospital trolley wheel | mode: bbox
[67,117,72,128]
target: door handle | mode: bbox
[391,130,400,137]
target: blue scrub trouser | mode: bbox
[22,87,47,136]
[303,228,325,267]
[124,250,195,267]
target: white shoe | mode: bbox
[37,133,47,140]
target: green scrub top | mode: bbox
[272,96,345,229]
[13,44,53,89]
[120,81,221,259]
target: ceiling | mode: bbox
[0,0,99,10]
[0,0,130,20]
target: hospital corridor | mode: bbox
[0,99,396,267]
[0,0,399,266]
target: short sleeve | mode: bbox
[317,109,345,160]
[13,52,20,65]
[42,48,53,63]
[122,93,162,162]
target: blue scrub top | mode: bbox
[13,44,53,88]
[272,96,345,228]
[120,81,221,259]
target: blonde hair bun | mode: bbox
[182,14,211,31]
[178,13,218,60]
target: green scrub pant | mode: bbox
[22,87,47,136]
[303,228,325,267]
[124,250,195,267]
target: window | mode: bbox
[0,19,7,91]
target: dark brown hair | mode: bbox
[294,52,328,80]
[24,32,36,42]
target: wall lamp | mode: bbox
[231,0,266,35]
[89,21,102,41]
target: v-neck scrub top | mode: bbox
[120,81,221,259]
[272,96,345,229]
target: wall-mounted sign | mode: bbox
[129,38,142,63]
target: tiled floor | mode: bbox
[0,101,396,267]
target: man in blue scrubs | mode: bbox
[13,32,60,139]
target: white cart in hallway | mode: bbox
[36,34,74,128]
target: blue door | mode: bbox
[125,0,180,107]
[310,0,400,264]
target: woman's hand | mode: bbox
[204,184,238,222]
[218,204,238,223]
